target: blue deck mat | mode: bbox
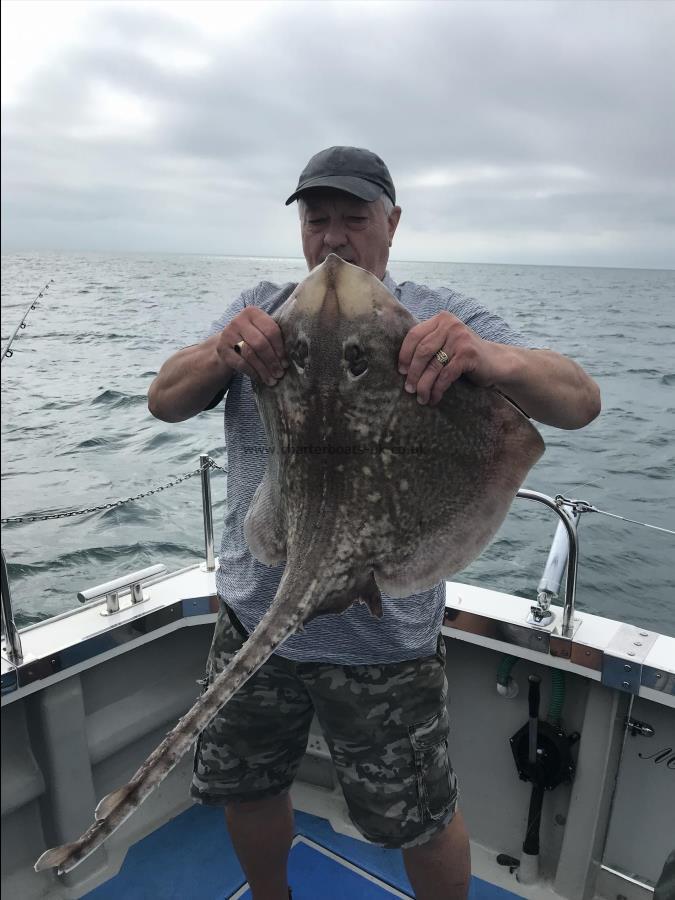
[239,839,407,899]
[85,804,522,899]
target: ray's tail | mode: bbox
[34,578,310,875]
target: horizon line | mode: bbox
[0,247,673,274]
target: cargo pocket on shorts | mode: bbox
[409,708,454,822]
[192,602,248,784]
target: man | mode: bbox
[148,146,600,900]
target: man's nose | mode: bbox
[323,222,348,248]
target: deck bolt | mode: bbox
[624,664,632,671]
[622,681,631,688]
[634,641,643,647]
[627,651,636,657]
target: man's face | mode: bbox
[299,189,401,279]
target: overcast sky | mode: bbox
[2,0,674,268]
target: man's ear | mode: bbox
[388,206,402,245]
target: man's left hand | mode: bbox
[398,312,501,406]
[397,312,601,429]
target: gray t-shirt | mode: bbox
[206,271,532,665]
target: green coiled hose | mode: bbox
[497,655,565,724]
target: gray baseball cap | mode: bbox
[285,146,396,206]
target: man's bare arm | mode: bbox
[148,336,234,423]
[399,312,601,430]
[472,345,600,429]
[148,308,288,423]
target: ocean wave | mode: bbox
[42,399,83,410]
[14,610,55,629]
[7,541,201,578]
[95,503,163,526]
[90,389,146,408]
[142,432,185,450]
[3,422,57,436]
[73,436,123,450]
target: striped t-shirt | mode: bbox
[207,271,532,665]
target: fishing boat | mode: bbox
[2,455,673,900]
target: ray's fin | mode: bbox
[360,571,383,618]
[365,593,383,618]
[95,785,132,821]
[34,842,79,873]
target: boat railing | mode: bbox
[1,549,23,665]
[1,454,587,663]
[199,453,216,572]
[66,453,217,616]
[516,490,581,638]
[1,455,219,650]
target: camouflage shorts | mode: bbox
[191,601,459,849]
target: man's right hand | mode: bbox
[220,307,289,387]
[148,308,288,423]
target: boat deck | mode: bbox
[84,805,520,900]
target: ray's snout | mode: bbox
[293,255,380,321]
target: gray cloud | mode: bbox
[2,0,674,267]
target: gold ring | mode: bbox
[435,349,450,367]
[233,340,245,355]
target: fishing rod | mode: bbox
[1,279,54,363]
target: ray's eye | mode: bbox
[290,338,308,371]
[344,342,368,377]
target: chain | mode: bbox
[556,495,675,536]
[1,457,227,526]
[5,465,669,535]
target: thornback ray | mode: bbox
[34,254,544,874]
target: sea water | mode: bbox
[1,252,673,634]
